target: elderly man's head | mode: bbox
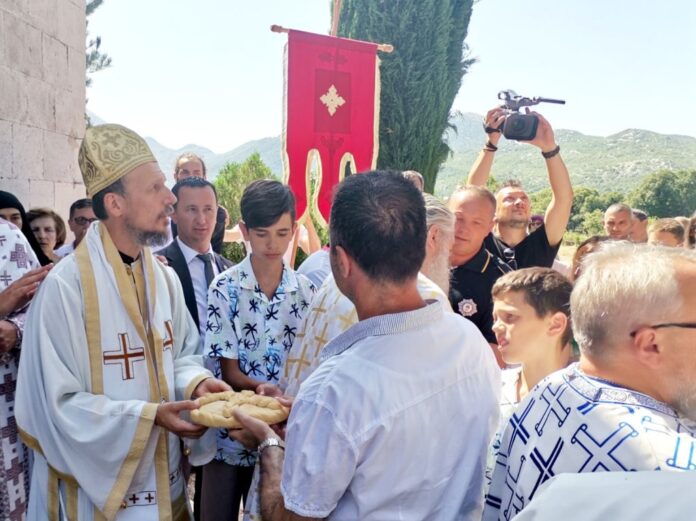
[603,203,633,240]
[572,242,696,418]
[422,194,455,293]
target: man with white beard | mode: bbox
[484,242,696,521]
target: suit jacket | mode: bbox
[156,240,233,330]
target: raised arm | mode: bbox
[525,111,574,246]
[467,107,506,187]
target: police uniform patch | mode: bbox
[458,298,478,317]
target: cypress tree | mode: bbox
[337,0,475,192]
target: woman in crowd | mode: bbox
[26,208,66,264]
[0,191,53,266]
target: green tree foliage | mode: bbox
[531,186,624,243]
[337,0,475,193]
[629,169,696,218]
[214,153,272,263]
[86,0,112,89]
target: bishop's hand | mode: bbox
[191,377,232,399]
[155,400,208,439]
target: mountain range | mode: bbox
[89,112,696,196]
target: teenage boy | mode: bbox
[485,267,573,484]
[201,180,315,520]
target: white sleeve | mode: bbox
[280,398,358,518]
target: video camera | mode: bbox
[497,90,565,141]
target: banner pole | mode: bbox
[270,25,394,53]
[330,0,343,37]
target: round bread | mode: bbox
[190,390,289,429]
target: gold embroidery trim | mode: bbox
[66,478,79,521]
[185,374,210,401]
[48,466,59,521]
[155,431,172,521]
[100,225,160,402]
[75,235,104,394]
[146,254,172,403]
[101,403,158,519]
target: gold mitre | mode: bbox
[78,124,156,197]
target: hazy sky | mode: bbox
[87,0,696,152]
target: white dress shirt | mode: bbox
[176,237,218,343]
[281,300,501,520]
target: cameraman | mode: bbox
[467,107,573,269]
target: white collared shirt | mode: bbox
[281,300,501,520]
[176,237,217,342]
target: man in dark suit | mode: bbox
[158,177,233,346]
[170,153,229,254]
[157,176,232,521]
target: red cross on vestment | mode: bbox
[103,333,145,380]
[162,320,174,352]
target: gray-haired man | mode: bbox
[484,243,696,520]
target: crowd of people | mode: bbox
[0,111,695,521]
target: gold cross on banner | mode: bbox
[320,85,346,116]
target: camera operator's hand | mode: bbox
[483,107,506,146]
[523,109,557,153]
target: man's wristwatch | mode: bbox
[258,437,285,455]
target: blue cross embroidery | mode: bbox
[571,421,638,472]
[529,438,564,499]
[535,383,571,436]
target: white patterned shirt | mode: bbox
[484,364,696,520]
[204,254,315,466]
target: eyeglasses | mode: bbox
[73,217,98,226]
[629,323,696,337]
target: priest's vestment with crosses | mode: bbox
[16,223,213,520]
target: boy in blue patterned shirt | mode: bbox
[201,180,315,520]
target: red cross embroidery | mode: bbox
[163,320,174,352]
[103,333,145,380]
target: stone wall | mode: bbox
[0,0,86,220]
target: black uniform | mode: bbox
[449,246,512,344]
[484,223,560,269]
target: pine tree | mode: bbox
[337,0,475,192]
[86,0,112,89]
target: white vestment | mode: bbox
[16,223,213,521]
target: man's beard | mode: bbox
[125,208,172,248]
[498,217,528,229]
[672,378,696,421]
[422,246,451,294]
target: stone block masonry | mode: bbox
[0,0,86,223]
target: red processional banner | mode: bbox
[283,30,380,224]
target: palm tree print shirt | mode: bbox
[204,254,316,465]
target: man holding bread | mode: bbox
[231,171,500,521]
[15,124,229,520]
